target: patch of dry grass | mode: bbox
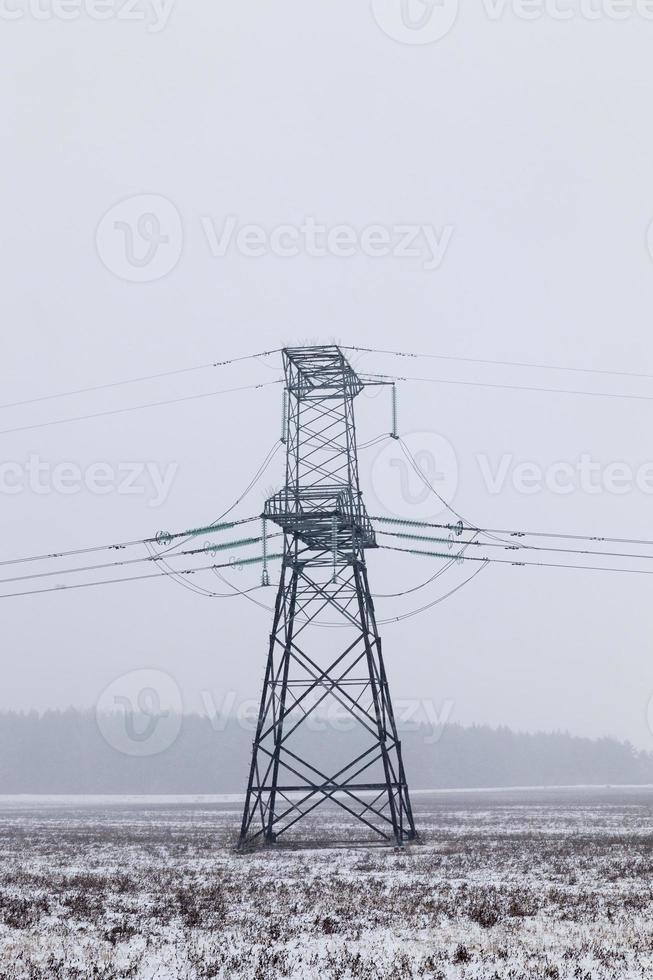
[0,793,652,978]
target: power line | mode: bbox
[0,515,259,570]
[208,557,487,627]
[396,436,470,528]
[372,557,459,599]
[358,434,391,451]
[0,534,280,589]
[138,438,283,595]
[404,373,653,404]
[387,436,653,569]
[212,568,278,612]
[368,371,653,404]
[210,533,484,626]
[0,436,282,582]
[376,529,653,564]
[0,380,282,437]
[154,439,282,559]
[0,348,282,413]
[377,561,489,623]
[343,344,653,384]
[371,515,653,551]
[150,547,228,599]
[0,553,284,601]
[380,544,653,576]
[146,542,269,600]
[396,436,520,552]
[396,438,541,551]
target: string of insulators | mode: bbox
[185,535,271,557]
[281,389,288,444]
[154,516,258,545]
[331,515,338,583]
[215,552,283,568]
[391,384,398,439]
[372,515,466,535]
[261,518,270,586]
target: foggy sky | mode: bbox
[2,3,653,749]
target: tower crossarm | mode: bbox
[264,485,376,554]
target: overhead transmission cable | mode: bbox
[0,380,283,437]
[394,439,653,554]
[138,437,284,597]
[377,560,489,623]
[0,553,284,601]
[380,544,653,577]
[377,440,653,575]
[145,543,264,600]
[0,348,282,413]
[0,438,283,572]
[357,369,653,405]
[0,515,260,570]
[371,515,653,551]
[372,555,463,599]
[397,438,530,551]
[376,529,653,564]
[0,535,281,589]
[210,556,487,626]
[153,438,283,559]
[0,436,285,599]
[342,345,653,384]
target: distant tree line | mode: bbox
[0,709,651,793]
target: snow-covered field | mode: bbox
[1,788,652,979]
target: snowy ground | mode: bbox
[0,788,652,979]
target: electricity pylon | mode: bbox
[238,346,416,848]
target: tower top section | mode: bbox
[283,346,364,401]
[264,345,375,555]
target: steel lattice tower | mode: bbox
[238,346,416,848]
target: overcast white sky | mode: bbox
[2,2,653,748]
